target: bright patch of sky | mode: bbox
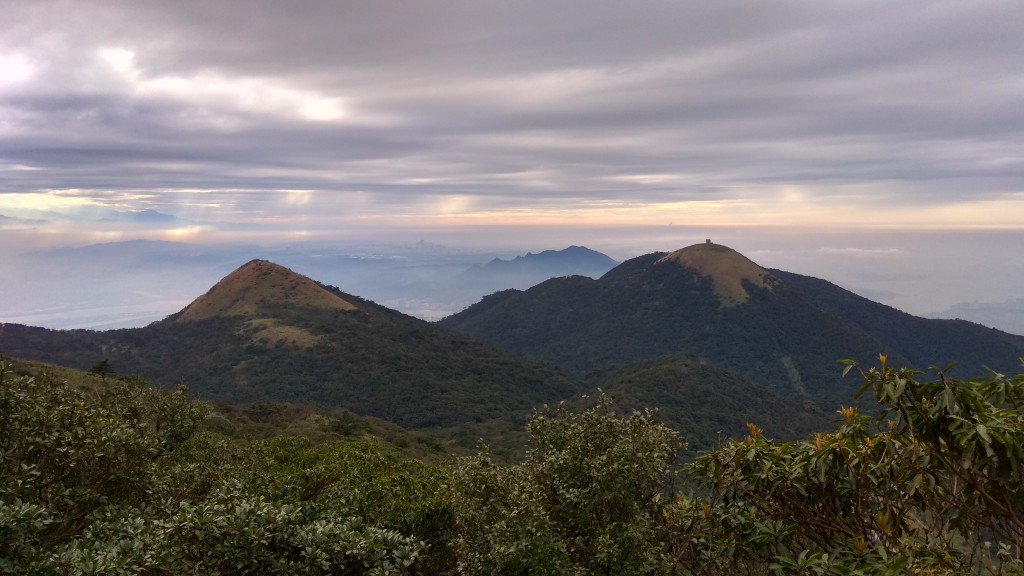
[0,53,33,85]
[97,47,346,123]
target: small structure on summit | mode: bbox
[659,242,774,306]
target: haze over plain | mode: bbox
[1,1,1022,331]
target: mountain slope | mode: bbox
[3,357,461,460]
[771,270,1024,374]
[589,355,832,453]
[0,260,578,433]
[441,242,1024,409]
[177,259,357,322]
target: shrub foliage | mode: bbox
[674,356,1024,574]
[448,396,683,575]
[0,362,435,574]
[3,357,1024,574]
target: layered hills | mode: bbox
[4,243,1022,453]
[0,260,577,437]
[441,242,1024,411]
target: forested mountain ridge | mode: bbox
[3,357,461,459]
[771,269,1024,369]
[0,260,578,436]
[4,246,1023,451]
[588,354,832,452]
[441,242,1024,411]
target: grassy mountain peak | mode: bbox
[176,259,357,323]
[658,241,773,306]
[0,259,579,440]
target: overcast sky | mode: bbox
[2,0,1023,245]
[1,1,1024,328]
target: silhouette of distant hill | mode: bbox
[929,298,1024,337]
[457,245,617,296]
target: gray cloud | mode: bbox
[1,0,1023,232]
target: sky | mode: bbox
[1,1,1023,329]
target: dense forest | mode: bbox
[441,246,1024,415]
[3,357,1023,575]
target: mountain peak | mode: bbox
[658,242,772,305]
[176,259,356,323]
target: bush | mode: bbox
[449,394,683,575]
[0,362,436,574]
[672,356,1024,575]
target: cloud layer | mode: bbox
[2,0,1024,244]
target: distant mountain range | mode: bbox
[0,213,48,227]
[930,299,1024,337]
[3,242,1023,453]
[459,246,617,294]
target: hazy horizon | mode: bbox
[2,227,1023,337]
[2,1,1022,333]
